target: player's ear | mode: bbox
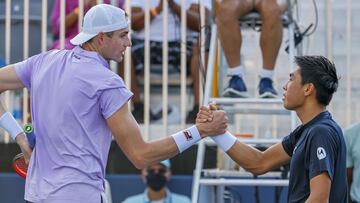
[303,83,315,96]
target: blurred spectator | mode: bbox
[344,122,360,203]
[128,0,211,123]
[217,0,287,98]
[50,0,124,50]
[123,160,191,203]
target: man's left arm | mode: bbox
[306,126,339,203]
[306,172,331,203]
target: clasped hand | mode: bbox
[195,104,228,138]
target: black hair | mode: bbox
[295,55,339,106]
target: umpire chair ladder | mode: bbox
[191,0,301,202]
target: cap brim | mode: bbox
[70,32,97,46]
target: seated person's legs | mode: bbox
[218,0,285,98]
[130,38,198,123]
[217,0,253,98]
[130,39,163,123]
[186,38,202,124]
[255,0,285,98]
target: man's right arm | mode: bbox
[0,65,32,163]
[0,65,25,93]
[226,140,291,175]
[197,105,291,175]
[107,102,227,169]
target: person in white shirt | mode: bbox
[126,0,212,124]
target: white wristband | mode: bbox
[0,112,23,140]
[171,125,202,153]
[211,131,237,152]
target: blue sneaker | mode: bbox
[259,78,278,98]
[222,76,249,98]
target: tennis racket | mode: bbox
[12,153,28,178]
[12,123,35,179]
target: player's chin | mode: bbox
[283,102,295,111]
[113,56,123,63]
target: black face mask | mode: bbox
[146,171,167,191]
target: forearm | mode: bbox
[138,137,180,168]
[125,125,203,169]
[227,141,269,175]
[118,128,195,169]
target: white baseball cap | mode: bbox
[70,4,128,46]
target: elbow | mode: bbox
[243,160,271,176]
[130,148,153,169]
[306,196,329,203]
[246,167,268,176]
[131,155,146,169]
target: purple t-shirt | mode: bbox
[15,46,132,203]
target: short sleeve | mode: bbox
[99,87,133,119]
[282,134,295,157]
[282,125,303,157]
[307,126,337,181]
[14,53,43,89]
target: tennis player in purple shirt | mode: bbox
[0,4,227,203]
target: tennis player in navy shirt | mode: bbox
[198,55,347,203]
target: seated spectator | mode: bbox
[50,0,124,50]
[123,160,191,203]
[344,122,360,203]
[128,0,211,123]
[217,0,287,98]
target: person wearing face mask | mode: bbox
[123,160,191,203]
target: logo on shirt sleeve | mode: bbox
[317,147,326,160]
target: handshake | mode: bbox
[171,104,237,153]
[194,104,237,152]
[194,104,228,137]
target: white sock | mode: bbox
[227,65,245,78]
[259,68,274,79]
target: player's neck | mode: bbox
[296,103,326,125]
[82,42,100,53]
[147,187,167,201]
